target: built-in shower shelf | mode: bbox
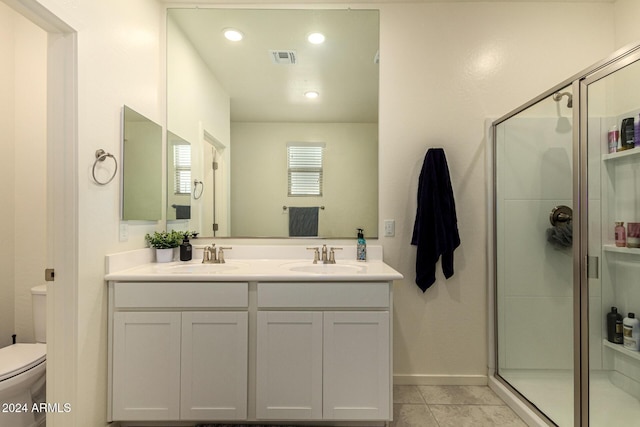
[603,245,640,255]
[603,340,640,361]
[602,148,640,162]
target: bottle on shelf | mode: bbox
[608,124,619,153]
[635,114,640,148]
[623,313,640,351]
[607,307,623,344]
[615,221,626,247]
[627,222,640,248]
[621,117,636,150]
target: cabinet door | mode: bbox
[256,311,323,420]
[112,312,181,420]
[323,311,390,420]
[181,311,248,420]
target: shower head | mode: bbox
[553,91,573,108]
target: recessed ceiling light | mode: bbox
[307,33,325,44]
[223,28,244,42]
[304,91,320,99]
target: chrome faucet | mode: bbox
[307,244,342,264]
[202,244,232,264]
[328,246,342,264]
[307,246,320,264]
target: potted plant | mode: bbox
[145,230,183,263]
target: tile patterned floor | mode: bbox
[392,385,527,427]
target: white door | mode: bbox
[181,311,248,420]
[256,311,323,420]
[323,311,390,420]
[112,312,181,420]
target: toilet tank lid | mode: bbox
[31,284,47,295]
[0,343,46,381]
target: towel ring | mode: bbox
[193,180,204,200]
[92,149,118,185]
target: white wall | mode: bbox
[614,0,640,49]
[9,0,640,425]
[379,1,614,384]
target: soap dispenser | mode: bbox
[357,228,367,261]
[180,233,192,261]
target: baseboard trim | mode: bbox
[393,374,488,386]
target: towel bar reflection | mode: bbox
[92,149,118,185]
[283,205,325,211]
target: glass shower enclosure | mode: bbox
[491,43,640,426]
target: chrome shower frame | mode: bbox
[489,41,640,427]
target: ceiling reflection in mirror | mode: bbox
[167,8,379,238]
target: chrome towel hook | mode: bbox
[92,149,118,185]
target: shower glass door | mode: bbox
[583,49,640,426]
[494,84,575,426]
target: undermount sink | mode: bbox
[285,262,367,275]
[158,262,244,274]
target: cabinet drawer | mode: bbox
[257,282,389,308]
[114,282,248,308]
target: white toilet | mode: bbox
[0,284,47,427]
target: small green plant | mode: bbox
[182,231,198,239]
[145,230,183,249]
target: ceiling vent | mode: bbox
[269,50,297,65]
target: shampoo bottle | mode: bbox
[621,117,635,150]
[607,307,623,343]
[357,228,367,261]
[180,234,192,261]
[615,221,626,247]
[635,114,640,148]
[608,124,619,153]
[623,313,640,351]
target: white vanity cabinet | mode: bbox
[108,281,249,422]
[256,282,392,421]
[112,311,182,420]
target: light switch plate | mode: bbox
[119,222,128,241]
[384,219,395,237]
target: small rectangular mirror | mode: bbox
[121,105,163,221]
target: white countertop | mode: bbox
[105,245,403,282]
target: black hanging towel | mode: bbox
[411,148,461,292]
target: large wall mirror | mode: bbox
[167,8,379,238]
[121,105,162,221]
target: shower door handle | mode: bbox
[586,255,599,279]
